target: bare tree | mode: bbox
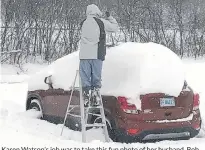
[1,0,205,65]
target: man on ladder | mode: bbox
[61,4,118,142]
[79,4,119,107]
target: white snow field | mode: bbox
[0,47,205,148]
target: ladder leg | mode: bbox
[79,73,86,142]
[60,70,78,136]
[99,93,110,142]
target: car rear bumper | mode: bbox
[115,112,201,142]
[115,126,200,143]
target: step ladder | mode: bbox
[60,70,110,142]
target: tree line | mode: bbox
[1,0,205,64]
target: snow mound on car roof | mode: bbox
[28,42,185,107]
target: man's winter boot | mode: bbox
[91,88,101,107]
[82,87,91,107]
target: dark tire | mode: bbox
[28,99,43,119]
[90,114,118,142]
[106,119,118,142]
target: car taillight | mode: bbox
[127,128,140,135]
[193,93,200,110]
[118,96,138,114]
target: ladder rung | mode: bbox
[87,106,103,109]
[87,113,102,117]
[67,113,81,118]
[68,106,103,110]
[86,123,106,127]
[69,87,79,90]
[67,105,80,113]
[67,112,102,118]
[68,105,80,109]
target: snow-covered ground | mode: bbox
[0,57,205,149]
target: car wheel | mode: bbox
[28,99,43,119]
[92,115,118,142]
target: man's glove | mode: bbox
[105,11,110,18]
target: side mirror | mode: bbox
[44,75,53,89]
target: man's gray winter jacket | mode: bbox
[79,4,119,61]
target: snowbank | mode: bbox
[0,63,47,83]
[28,42,185,106]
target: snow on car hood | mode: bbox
[28,42,185,107]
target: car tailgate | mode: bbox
[139,91,193,121]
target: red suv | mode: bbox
[26,42,202,142]
[26,79,201,142]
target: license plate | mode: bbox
[160,97,175,107]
